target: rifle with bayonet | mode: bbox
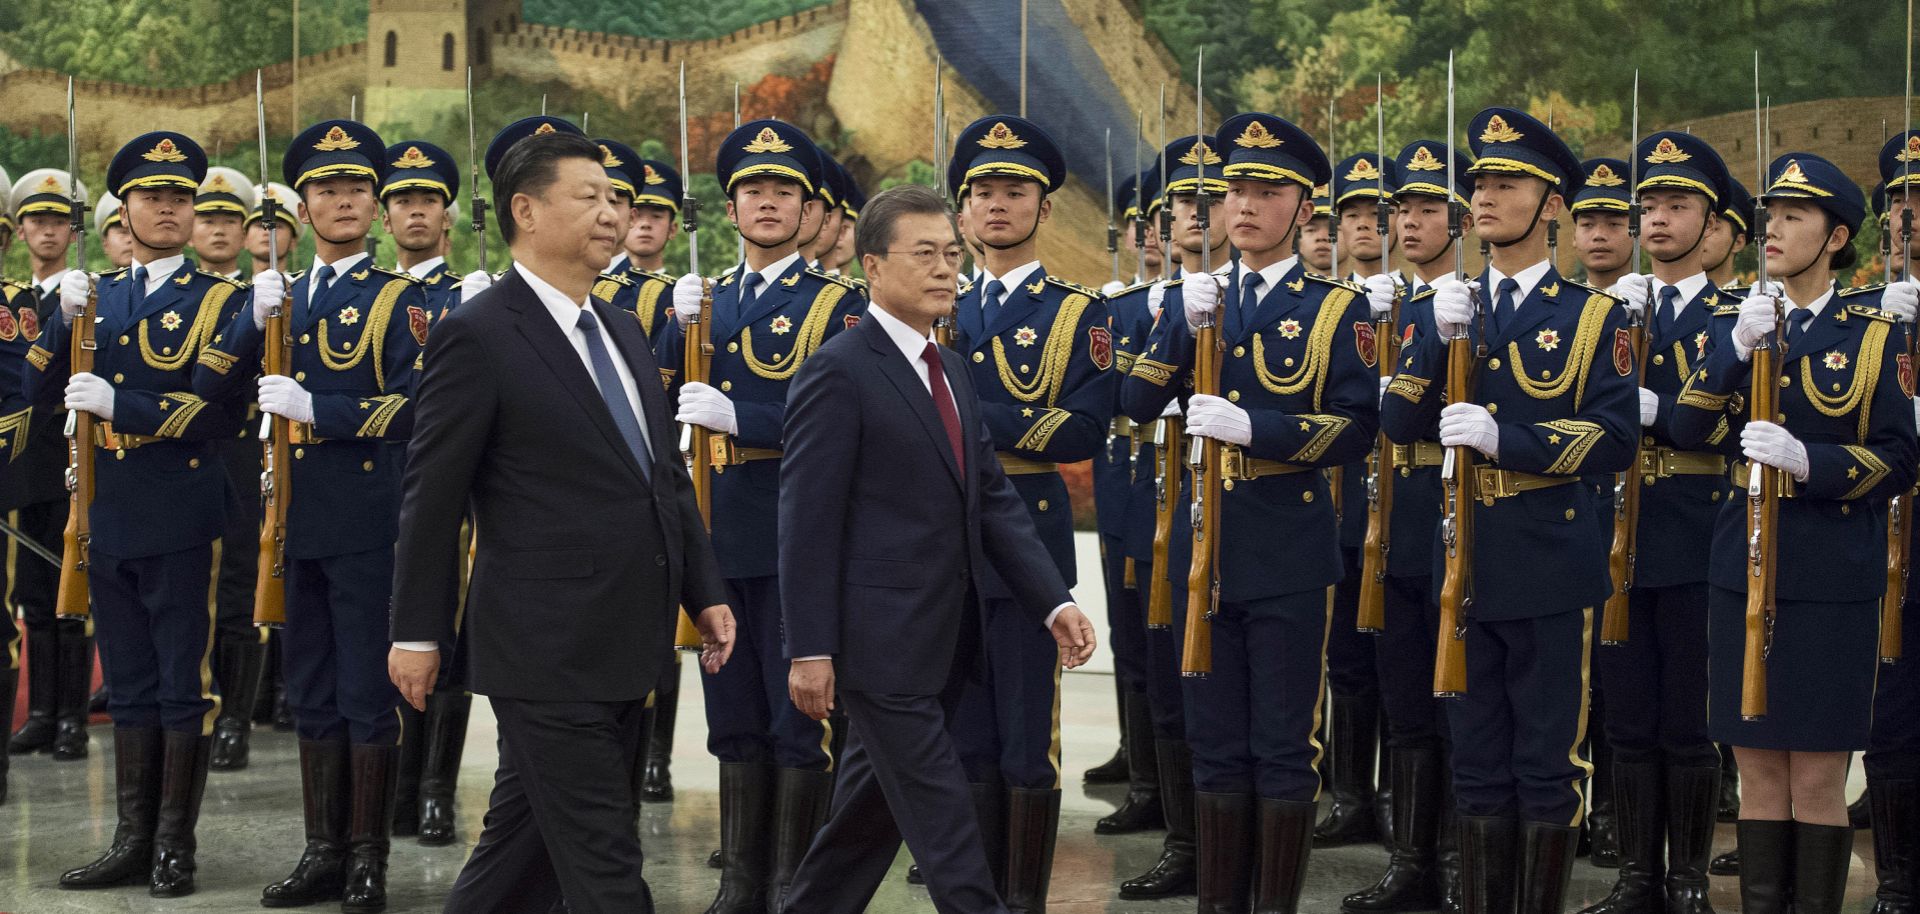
[467,67,490,275]
[1885,0,1915,664]
[1357,76,1396,634]
[1433,53,1475,698]
[677,60,712,652]
[53,76,94,622]
[1603,72,1651,646]
[1182,53,1221,677]
[1146,87,1180,632]
[1741,53,1780,721]
[254,70,292,628]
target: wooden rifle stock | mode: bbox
[1741,322,1781,720]
[1182,322,1222,677]
[1356,307,1399,633]
[1886,489,1910,663]
[252,303,293,627]
[1146,418,1182,629]
[1433,331,1476,698]
[54,286,97,620]
[676,279,717,651]
[1602,310,1652,645]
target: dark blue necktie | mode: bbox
[1491,277,1519,338]
[1655,285,1680,340]
[983,279,1008,328]
[308,264,336,325]
[576,309,652,483]
[1785,308,1814,347]
[724,271,762,330]
[1236,275,1262,338]
[129,265,149,318]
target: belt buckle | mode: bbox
[708,436,739,471]
[1220,446,1248,481]
[1640,447,1663,478]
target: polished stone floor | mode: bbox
[0,666,1885,912]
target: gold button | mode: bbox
[721,381,732,391]
[1779,376,1791,387]
[973,352,985,363]
[1540,370,1551,380]
[1302,490,1314,503]
[161,346,172,355]
[1284,357,1295,367]
[118,335,129,344]
[1832,383,1842,392]
[1487,403,1499,415]
[728,342,739,353]
[1653,354,1665,365]
[1488,358,1502,371]
[1399,467,1411,477]
[1233,346,1246,358]
[1711,490,1722,502]
[1037,499,1050,511]
[1642,475,1655,485]
[295,371,307,382]
[294,448,305,459]
[1228,390,1241,402]
[114,450,125,460]
[362,460,374,471]
[1223,479,1235,490]
[300,333,312,344]
[1565,508,1576,520]
[1019,364,1029,373]
[188,458,200,468]
[1842,505,1851,515]
[1642,436,1655,446]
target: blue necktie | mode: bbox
[1655,285,1680,340]
[129,265,148,318]
[576,309,652,483]
[308,264,336,325]
[1491,277,1519,339]
[1785,308,1814,347]
[725,271,763,330]
[1236,275,1262,339]
[983,279,1008,329]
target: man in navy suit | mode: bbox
[777,184,1097,914]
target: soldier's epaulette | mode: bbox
[1113,279,1157,297]
[1304,273,1363,292]
[958,275,975,295]
[365,264,419,284]
[1839,283,1886,298]
[1560,277,1620,303]
[1845,303,1897,323]
[1711,302,1741,317]
[805,266,861,292]
[1407,285,1437,302]
[1046,275,1103,298]
[198,270,246,289]
[0,277,28,293]
[596,270,635,288]
[638,268,675,285]
[103,268,130,282]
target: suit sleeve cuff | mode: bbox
[392,641,438,652]
[1044,602,1072,629]
[793,655,832,662]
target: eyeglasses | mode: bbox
[884,248,965,269]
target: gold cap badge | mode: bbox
[391,146,436,169]
[1645,137,1691,164]
[1234,120,1283,149]
[1344,157,1382,181]
[202,173,233,193]
[534,123,558,136]
[1586,163,1624,187]
[1900,135,1920,163]
[643,164,666,185]
[600,144,624,167]
[314,125,360,152]
[1406,146,1444,171]
[1479,115,1523,144]
[1779,160,1809,185]
[744,126,794,154]
[143,138,187,163]
[1180,140,1221,167]
[36,174,63,192]
[978,122,1028,150]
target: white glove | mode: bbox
[1883,280,1918,323]
[675,381,738,435]
[1363,273,1399,319]
[1437,402,1499,459]
[258,374,315,424]
[249,270,286,330]
[1147,280,1167,320]
[1182,275,1222,330]
[1158,397,1183,419]
[60,269,90,319]
[1432,275,1480,339]
[1608,274,1651,316]
[1183,393,1252,446]
[1732,287,1782,361]
[1638,388,1659,427]
[1741,420,1809,482]
[1100,280,1126,296]
[673,273,705,327]
[459,269,493,305]
[64,372,114,421]
[1379,375,1392,408]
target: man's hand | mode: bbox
[1438,402,1500,460]
[1049,604,1098,669]
[789,658,835,721]
[694,603,735,674]
[1607,273,1650,316]
[388,646,440,712]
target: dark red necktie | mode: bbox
[922,341,966,472]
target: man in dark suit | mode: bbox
[388,128,735,914]
[778,184,1097,914]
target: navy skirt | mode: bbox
[1707,586,1878,751]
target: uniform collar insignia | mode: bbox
[1025,278,1046,295]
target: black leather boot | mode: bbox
[1577,760,1664,914]
[390,702,425,837]
[417,690,471,846]
[1195,791,1254,914]
[61,727,163,888]
[262,739,351,907]
[1586,728,1618,867]
[1096,688,1162,834]
[1457,816,1517,914]
[1084,675,1130,784]
[1734,819,1791,914]
[768,768,832,914]
[1872,777,1918,914]
[1791,822,1852,914]
[1004,787,1062,914]
[1437,765,1462,914]
[149,730,211,896]
[1119,739,1196,899]
[1716,747,1739,822]
[50,620,91,760]
[1315,692,1382,847]
[1516,822,1579,914]
[1252,797,1315,914]
[704,762,773,914]
[8,626,56,753]
[1664,764,1718,914]
[342,744,398,913]
[643,666,679,802]
[1708,846,1740,875]
[209,635,265,770]
[1343,747,1442,912]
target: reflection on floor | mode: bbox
[0,666,1882,912]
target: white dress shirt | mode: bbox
[123,255,188,298]
[1485,258,1553,305]
[1232,255,1300,310]
[404,256,446,280]
[1651,272,1710,321]
[738,251,804,297]
[978,260,1043,314]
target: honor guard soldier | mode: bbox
[380,140,463,316]
[0,269,22,805]
[31,131,251,897]
[1670,151,1918,911]
[1344,137,1478,914]
[188,167,271,772]
[1301,183,1336,275]
[654,118,862,914]
[1706,181,1755,297]
[939,113,1115,912]
[586,138,649,320]
[802,157,849,272]
[1573,158,1636,293]
[1321,150,1402,849]
[1125,112,1379,913]
[820,168,863,275]
[6,167,89,764]
[1574,130,1739,914]
[1087,169,1163,834]
[1379,107,1639,910]
[0,165,11,253]
[607,156,684,345]
[98,192,134,269]
[248,182,301,276]
[195,118,429,912]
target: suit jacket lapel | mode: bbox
[1658,288,1714,350]
[125,262,193,328]
[1490,268,1563,350]
[710,265,747,343]
[1786,304,1848,364]
[864,318,963,486]
[1241,262,1305,344]
[505,271,651,487]
[983,268,1045,340]
[956,282,985,348]
[297,264,357,334]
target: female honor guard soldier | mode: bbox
[1124,112,1377,913]
[1671,152,1918,912]
[1577,131,1739,914]
[941,113,1116,913]
[1343,138,1477,914]
[1379,107,1638,912]
[29,131,251,897]
[654,118,863,914]
[195,118,430,913]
